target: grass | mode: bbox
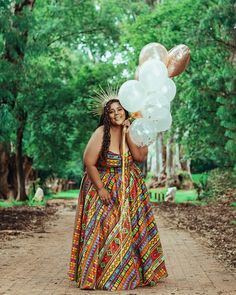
[46,190,79,200]
[0,172,206,208]
[149,187,207,204]
[48,188,205,205]
[191,173,208,184]
[0,190,80,208]
[147,172,210,204]
[0,200,26,208]
[2,187,200,207]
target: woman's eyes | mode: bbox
[109,108,123,114]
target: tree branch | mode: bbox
[47,28,106,47]
[14,0,35,13]
[211,35,236,50]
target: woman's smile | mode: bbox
[108,102,126,125]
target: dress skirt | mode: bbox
[68,150,168,291]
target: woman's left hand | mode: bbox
[122,119,131,133]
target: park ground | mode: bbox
[0,198,236,295]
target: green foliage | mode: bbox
[202,167,236,199]
[193,172,209,200]
[1,0,150,182]
[191,172,209,184]
[0,0,235,187]
[120,0,236,170]
[192,171,235,203]
[192,168,236,201]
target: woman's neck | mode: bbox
[110,125,122,133]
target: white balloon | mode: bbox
[129,118,157,147]
[154,112,172,132]
[141,104,170,121]
[146,91,170,108]
[118,80,146,112]
[139,59,168,92]
[159,78,176,101]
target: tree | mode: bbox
[120,0,236,171]
[1,0,36,200]
[0,0,152,199]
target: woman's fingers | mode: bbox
[100,191,111,205]
[122,119,130,126]
[122,119,131,133]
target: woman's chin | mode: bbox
[112,120,125,126]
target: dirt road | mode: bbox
[0,200,235,295]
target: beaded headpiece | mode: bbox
[89,85,119,117]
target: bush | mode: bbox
[200,168,236,200]
[193,172,209,200]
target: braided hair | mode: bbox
[97,99,129,162]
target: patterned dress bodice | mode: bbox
[96,150,134,174]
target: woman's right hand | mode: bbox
[97,187,111,205]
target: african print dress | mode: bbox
[68,150,168,291]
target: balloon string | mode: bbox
[120,127,126,265]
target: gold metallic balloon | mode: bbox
[139,42,168,66]
[167,44,190,77]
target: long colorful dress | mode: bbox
[68,150,168,291]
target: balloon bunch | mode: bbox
[118,42,190,147]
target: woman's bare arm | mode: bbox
[83,126,104,190]
[126,130,148,162]
[83,126,111,205]
[122,120,148,162]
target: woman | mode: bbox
[68,95,168,291]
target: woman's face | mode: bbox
[108,102,126,126]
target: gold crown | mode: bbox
[88,85,119,117]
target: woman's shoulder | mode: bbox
[94,125,104,136]
[89,126,104,143]
[84,126,104,156]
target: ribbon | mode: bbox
[119,127,128,265]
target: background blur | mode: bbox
[0,0,235,204]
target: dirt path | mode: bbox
[0,200,235,295]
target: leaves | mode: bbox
[120,0,236,169]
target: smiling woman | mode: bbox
[108,103,126,125]
[68,91,168,291]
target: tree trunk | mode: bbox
[8,153,18,199]
[166,136,174,186]
[148,154,152,172]
[0,144,9,199]
[174,143,182,171]
[155,133,164,178]
[145,0,159,8]
[3,1,35,201]
[16,119,27,201]
[180,145,192,177]
[181,158,192,176]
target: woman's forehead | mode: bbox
[109,102,122,110]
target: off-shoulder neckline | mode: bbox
[108,150,130,156]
